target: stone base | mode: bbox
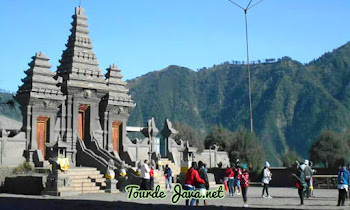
[105,179,118,193]
[42,188,79,197]
[42,171,78,196]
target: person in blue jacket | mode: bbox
[337,165,349,206]
[164,164,172,192]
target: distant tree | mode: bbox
[310,130,350,168]
[173,121,204,152]
[281,151,302,167]
[228,129,265,172]
[204,126,234,150]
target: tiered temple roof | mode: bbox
[105,64,135,108]
[17,52,63,101]
[57,7,107,91]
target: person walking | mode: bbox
[196,161,209,206]
[225,163,235,196]
[150,165,155,190]
[239,164,249,208]
[234,160,242,195]
[303,160,313,198]
[295,164,307,206]
[140,159,151,190]
[337,165,349,206]
[261,161,272,198]
[184,162,205,206]
[164,164,172,192]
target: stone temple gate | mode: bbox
[15,7,136,167]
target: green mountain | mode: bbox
[1,42,349,165]
[127,42,350,165]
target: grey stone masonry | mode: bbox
[57,7,108,93]
[16,52,64,164]
[105,64,135,109]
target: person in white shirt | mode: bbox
[261,161,272,198]
[141,159,151,190]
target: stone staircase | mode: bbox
[66,167,106,194]
[153,158,181,190]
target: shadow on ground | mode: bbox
[0,197,294,210]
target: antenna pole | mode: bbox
[245,10,253,133]
[227,0,264,133]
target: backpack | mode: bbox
[304,166,311,180]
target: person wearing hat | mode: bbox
[261,161,272,198]
[239,163,249,208]
[337,164,349,206]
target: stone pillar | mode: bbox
[105,179,118,193]
[66,95,74,165]
[103,111,108,149]
[180,150,191,173]
[61,98,66,140]
[66,95,73,144]
[1,129,8,164]
[26,105,32,150]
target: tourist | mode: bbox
[239,164,249,208]
[309,161,316,197]
[296,164,307,206]
[225,163,235,196]
[196,161,209,206]
[234,160,242,195]
[150,165,155,190]
[140,159,151,190]
[184,162,205,206]
[303,159,313,198]
[164,164,172,192]
[261,161,272,198]
[337,165,349,206]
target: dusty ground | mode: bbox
[0,186,349,210]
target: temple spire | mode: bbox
[57,6,108,92]
[105,64,135,109]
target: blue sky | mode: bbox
[0,0,349,92]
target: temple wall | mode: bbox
[195,149,230,169]
[0,132,26,166]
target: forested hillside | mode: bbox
[127,42,350,164]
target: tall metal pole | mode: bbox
[244,10,254,133]
[227,0,264,133]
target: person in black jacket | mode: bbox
[196,161,209,206]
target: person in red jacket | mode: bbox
[239,164,249,208]
[184,162,205,206]
[150,166,154,190]
[225,163,235,196]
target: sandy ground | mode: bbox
[0,186,349,210]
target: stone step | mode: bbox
[68,167,98,172]
[70,174,104,179]
[67,171,102,176]
[72,186,101,191]
[80,190,105,194]
[70,182,96,187]
[90,178,106,183]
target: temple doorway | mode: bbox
[112,121,122,153]
[36,116,50,157]
[78,104,90,140]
